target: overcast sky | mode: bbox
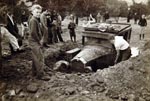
[121,0,148,5]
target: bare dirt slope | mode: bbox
[0,18,150,101]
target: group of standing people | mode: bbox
[82,11,110,27]
[40,8,64,46]
[96,11,110,23]
[0,3,79,80]
[86,11,110,24]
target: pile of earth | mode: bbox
[0,40,150,101]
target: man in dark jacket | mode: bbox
[103,11,110,22]
[6,10,23,53]
[29,4,50,81]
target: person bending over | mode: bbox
[110,36,131,64]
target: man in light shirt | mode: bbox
[110,36,131,64]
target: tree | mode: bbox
[130,3,149,17]
[148,0,150,14]
[119,1,128,17]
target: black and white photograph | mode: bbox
[0,0,150,100]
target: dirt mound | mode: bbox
[1,40,150,101]
[144,40,150,51]
[92,49,150,100]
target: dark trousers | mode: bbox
[51,27,58,43]
[57,27,63,42]
[48,27,53,44]
[42,27,48,45]
[69,30,76,42]
[117,47,131,63]
[127,17,130,23]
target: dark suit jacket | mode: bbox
[29,16,42,45]
[6,16,20,39]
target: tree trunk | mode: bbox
[0,26,2,75]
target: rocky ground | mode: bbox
[0,18,150,101]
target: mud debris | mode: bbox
[26,83,39,93]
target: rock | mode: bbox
[138,97,146,101]
[8,90,16,96]
[69,79,75,83]
[105,90,119,99]
[143,94,150,101]
[15,88,22,95]
[96,77,104,84]
[87,82,105,93]
[65,87,76,95]
[26,83,39,93]
[77,87,83,91]
[141,88,150,101]
[120,94,128,101]
[128,94,136,101]
[81,90,90,95]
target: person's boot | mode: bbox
[71,37,73,42]
[143,34,145,39]
[74,37,76,42]
[140,34,141,40]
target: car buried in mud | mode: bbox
[67,23,132,72]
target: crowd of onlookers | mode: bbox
[1,5,79,55]
[0,4,79,80]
